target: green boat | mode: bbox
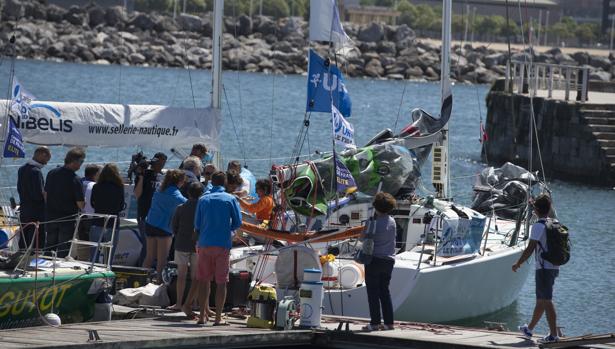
[0,265,114,329]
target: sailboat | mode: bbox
[0,0,225,328]
[231,0,538,323]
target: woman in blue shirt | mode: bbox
[142,169,187,281]
[362,192,397,332]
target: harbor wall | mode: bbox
[483,79,615,186]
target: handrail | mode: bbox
[505,60,590,102]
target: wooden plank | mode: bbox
[540,333,615,349]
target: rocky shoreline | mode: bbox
[2,1,615,83]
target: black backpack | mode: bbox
[538,219,571,266]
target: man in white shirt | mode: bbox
[512,194,559,343]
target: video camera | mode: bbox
[127,152,161,182]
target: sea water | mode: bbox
[0,59,613,336]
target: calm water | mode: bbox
[0,59,613,336]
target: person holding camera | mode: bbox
[134,152,167,262]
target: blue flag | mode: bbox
[335,155,357,194]
[3,117,25,158]
[306,49,352,118]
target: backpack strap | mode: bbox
[535,219,548,269]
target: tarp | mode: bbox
[0,100,221,151]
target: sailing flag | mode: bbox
[307,49,352,118]
[10,77,35,121]
[3,117,25,158]
[309,0,352,51]
[334,155,357,194]
[331,104,355,148]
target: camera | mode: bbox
[127,152,151,182]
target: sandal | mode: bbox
[361,324,379,332]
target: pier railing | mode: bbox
[506,60,590,102]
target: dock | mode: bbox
[1,309,613,349]
[484,62,615,186]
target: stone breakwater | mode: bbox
[2,1,615,83]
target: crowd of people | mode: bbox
[16,143,274,325]
[16,144,561,334]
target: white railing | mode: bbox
[506,61,590,102]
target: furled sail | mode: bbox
[0,100,221,150]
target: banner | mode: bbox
[331,104,355,148]
[309,0,352,51]
[3,117,25,158]
[0,100,221,151]
[334,155,357,194]
[307,49,352,117]
[10,78,36,121]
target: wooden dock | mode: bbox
[1,310,614,349]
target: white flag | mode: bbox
[332,104,355,148]
[10,77,36,121]
[309,0,352,51]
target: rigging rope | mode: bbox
[223,84,247,163]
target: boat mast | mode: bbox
[432,0,452,199]
[211,0,223,109]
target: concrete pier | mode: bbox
[484,77,615,186]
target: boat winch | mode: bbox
[275,296,297,330]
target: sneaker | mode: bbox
[361,324,379,332]
[518,324,533,338]
[539,335,559,343]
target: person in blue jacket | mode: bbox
[142,169,187,281]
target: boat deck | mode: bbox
[2,308,613,349]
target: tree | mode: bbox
[135,0,172,12]
[575,23,597,45]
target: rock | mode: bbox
[417,51,438,71]
[358,23,384,43]
[554,53,576,65]
[129,52,146,64]
[153,14,178,32]
[394,24,415,43]
[46,4,66,23]
[476,67,497,84]
[119,31,139,43]
[25,2,46,20]
[589,70,612,82]
[236,15,252,36]
[129,13,155,31]
[47,42,65,57]
[424,66,439,80]
[406,66,423,78]
[105,6,126,26]
[364,58,384,77]
[280,17,304,38]
[511,52,531,63]
[88,6,106,27]
[177,13,203,32]
[272,41,294,53]
[77,47,95,61]
[93,59,111,65]
[377,41,396,55]
[590,55,611,71]
[386,74,405,80]
[2,0,23,21]
[483,53,505,68]
[572,51,590,65]
[254,16,276,36]
[546,47,561,56]
[64,6,85,26]
[259,59,275,70]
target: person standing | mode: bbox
[179,143,210,169]
[17,146,51,249]
[180,156,203,197]
[142,169,187,281]
[513,194,560,343]
[168,182,203,314]
[79,164,101,241]
[362,192,397,332]
[202,164,216,192]
[90,164,126,265]
[44,147,86,258]
[227,160,256,199]
[195,171,242,325]
[134,152,167,263]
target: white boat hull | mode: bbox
[321,246,529,323]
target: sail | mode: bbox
[0,100,221,150]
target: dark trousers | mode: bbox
[19,216,45,250]
[365,257,395,326]
[45,221,75,258]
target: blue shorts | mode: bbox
[535,269,559,300]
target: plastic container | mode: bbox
[303,268,322,283]
[299,280,323,328]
